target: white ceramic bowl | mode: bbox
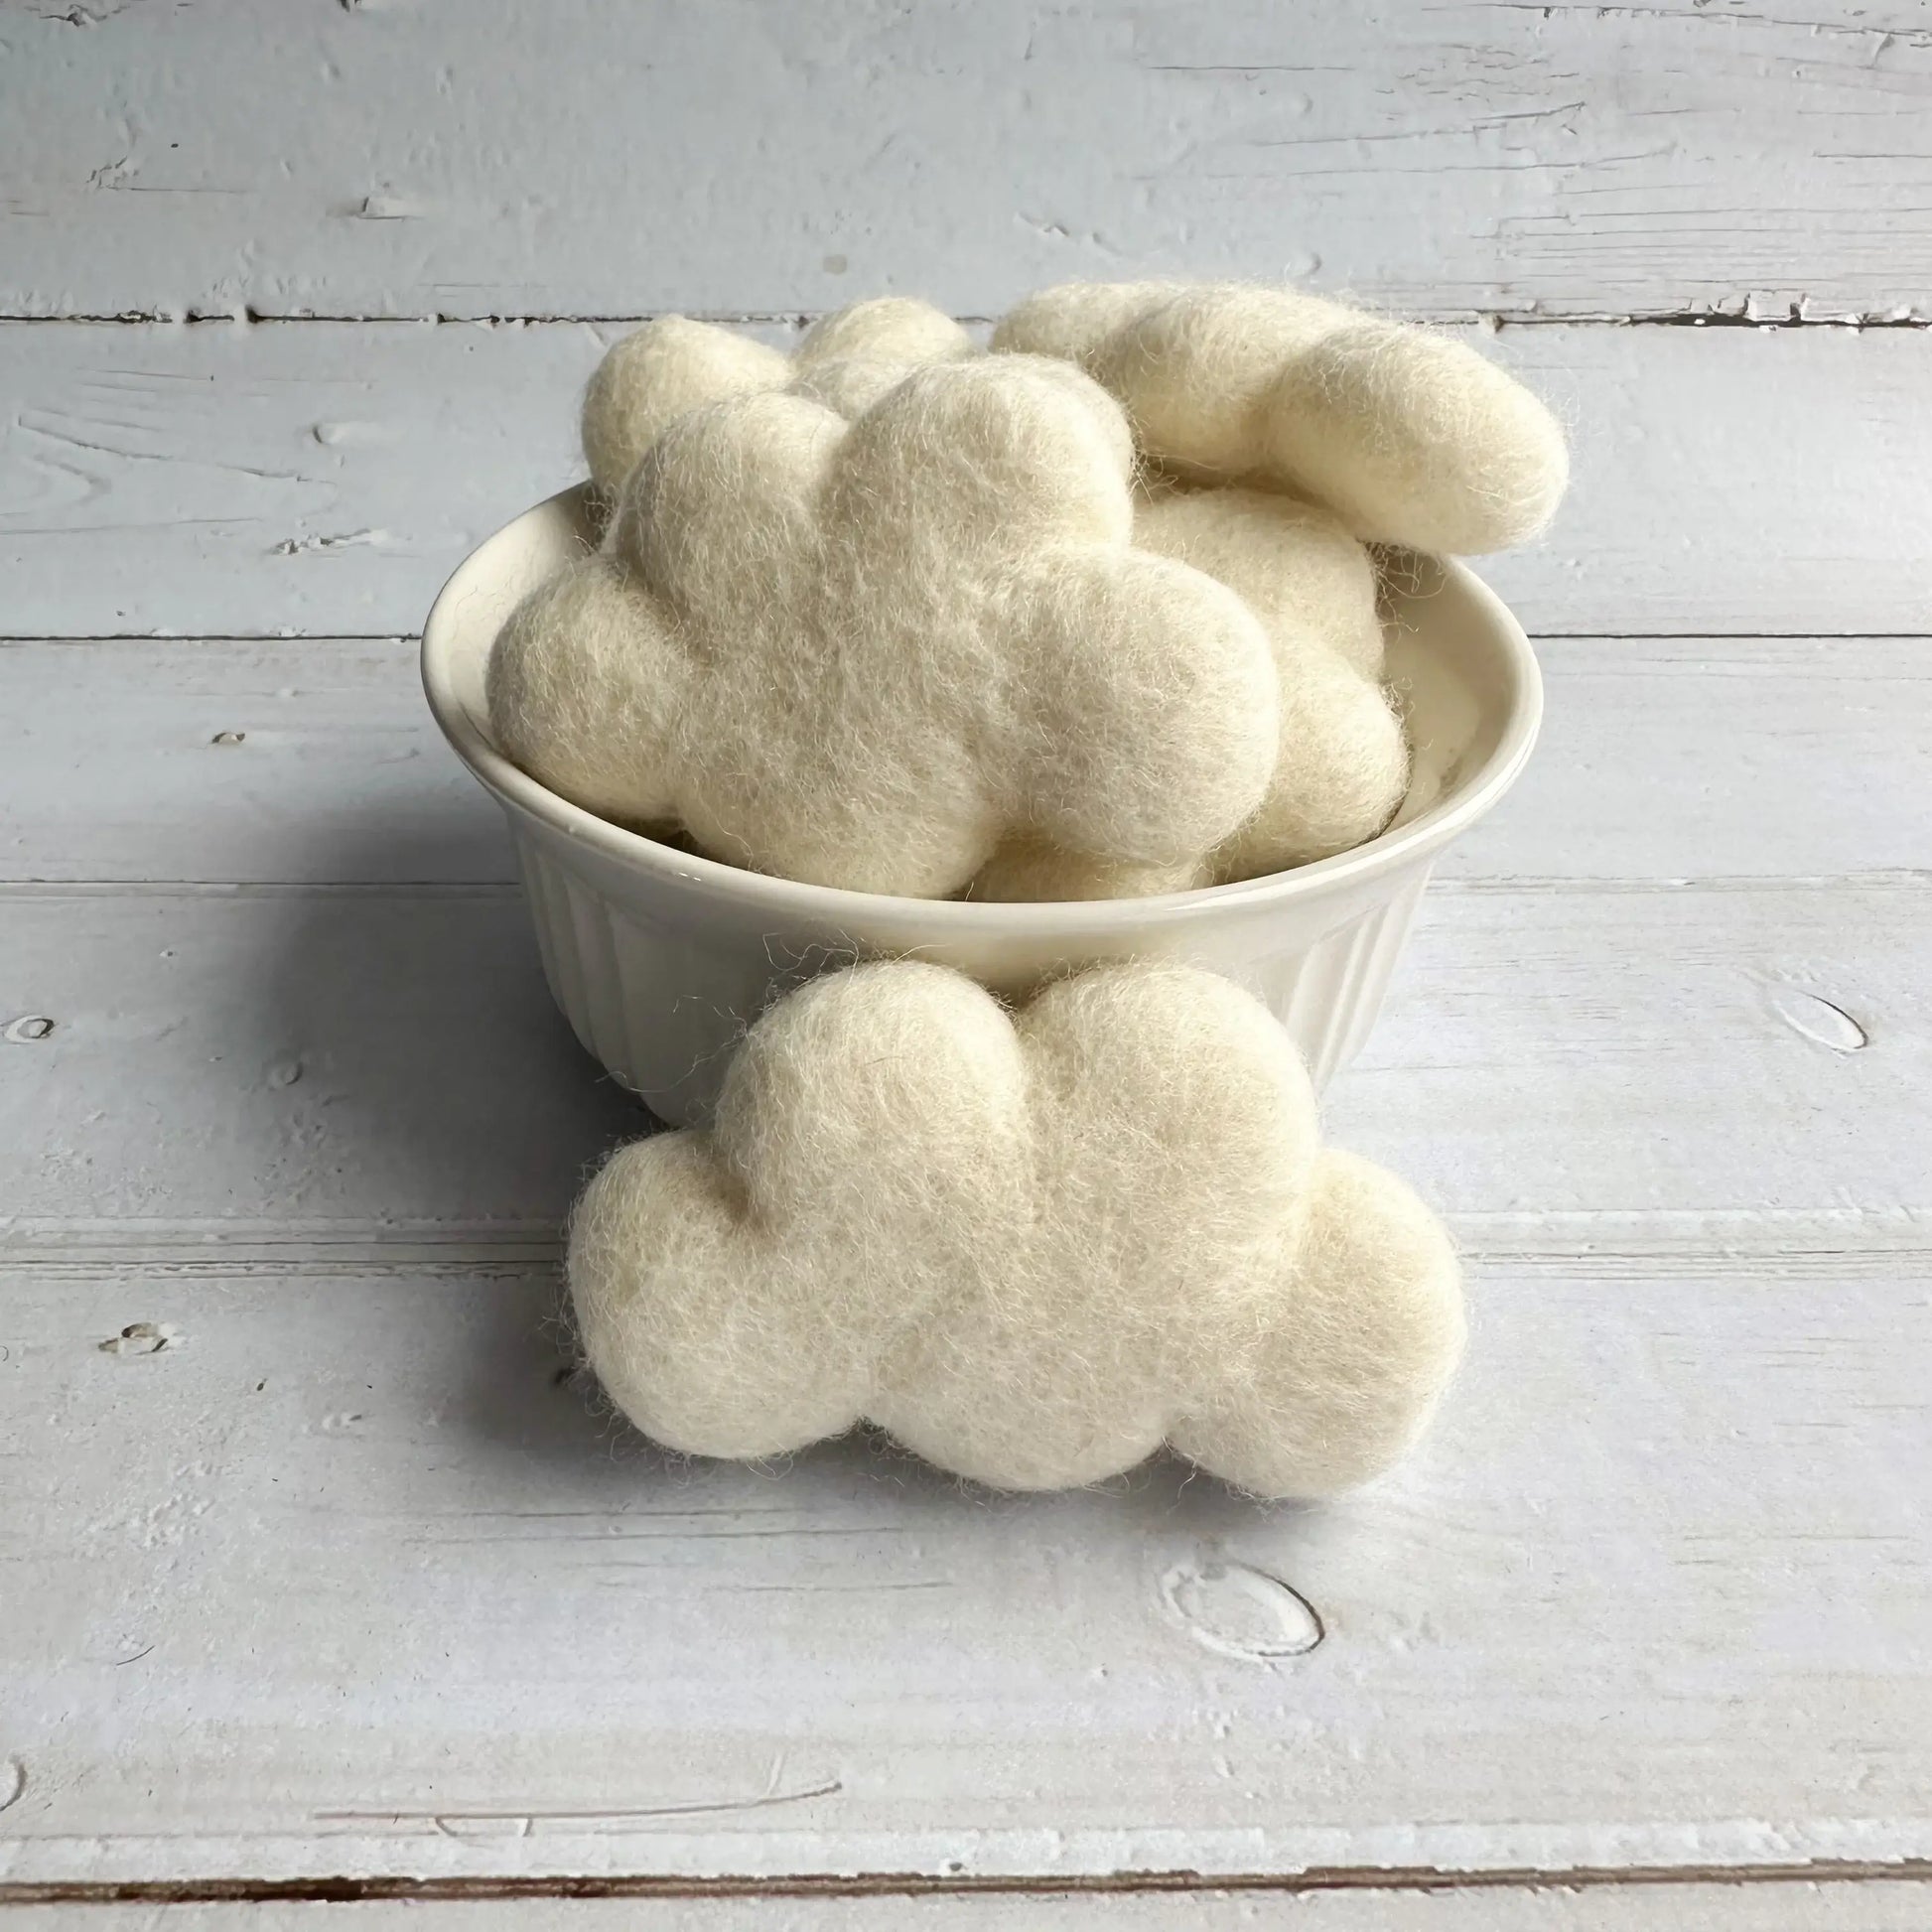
[423,485,1541,1125]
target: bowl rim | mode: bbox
[422,485,1543,936]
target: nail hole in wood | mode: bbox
[99,1322,172,1357]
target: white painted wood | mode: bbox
[6,635,1927,888]
[1461,635,1932,889]
[0,1252,1925,1886]
[0,638,503,886]
[2,321,1929,640]
[5,1,1928,1897]
[0,881,1924,1257]
[8,1884,1932,1927]
[3,0,1929,322]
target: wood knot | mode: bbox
[1161,1556,1324,1663]
[1769,986,1868,1052]
[99,1321,173,1356]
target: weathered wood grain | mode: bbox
[0,638,498,886]
[0,881,1924,1257]
[0,1253,1924,1887]
[6,1881,1932,1925]
[6,635,1927,889]
[3,321,1929,639]
[3,0,1930,322]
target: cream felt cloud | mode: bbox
[1140,481,1386,679]
[570,960,1464,1498]
[966,836,1203,902]
[993,281,1569,554]
[581,317,790,500]
[1139,484,1409,880]
[579,298,977,496]
[972,483,1407,899]
[491,352,1282,897]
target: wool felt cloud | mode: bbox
[570,960,1464,1497]
[579,298,977,497]
[971,483,1407,900]
[491,351,1283,897]
[993,280,1569,555]
[1138,484,1409,881]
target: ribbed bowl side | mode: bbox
[508,821,798,1120]
[1247,867,1433,1089]
[510,803,1437,1123]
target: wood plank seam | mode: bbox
[3,1243,1927,1274]
[2,310,1928,330]
[8,1859,1932,1908]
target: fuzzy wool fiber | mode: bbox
[492,344,1283,897]
[580,297,977,498]
[993,281,1569,554]
[971,483,1407,898]
[1140,484,1409,881]
[569,960,1464,1497]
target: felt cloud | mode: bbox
[580,298,980,498]
[973,480,1408,899]
[490,334,1281,897]
[570,961,1464,1498]
[993,281,1569,554]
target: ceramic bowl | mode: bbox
[423,485,1541,1125]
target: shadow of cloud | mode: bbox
[452,1265,1308,1544]
[261,806,655,1247]
[260,803,1333,1548]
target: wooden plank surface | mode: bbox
[3,321,1930,640]
[4,0,1930,323]
[0,638,500,887]
[7,1882,1932,1926]
[6,635,1927,889]
[3,623,1922,1892]
[1,1249,1926,1886]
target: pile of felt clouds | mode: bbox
[490,280,1565,900]
[488,282,1565,1497]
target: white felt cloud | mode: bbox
[972,483,1407,899]
[1139,483,1409,881]
[570,961,1464,1498]
[491,342,1282,897]
[993,281,1569,554]
[580,298,977,497]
